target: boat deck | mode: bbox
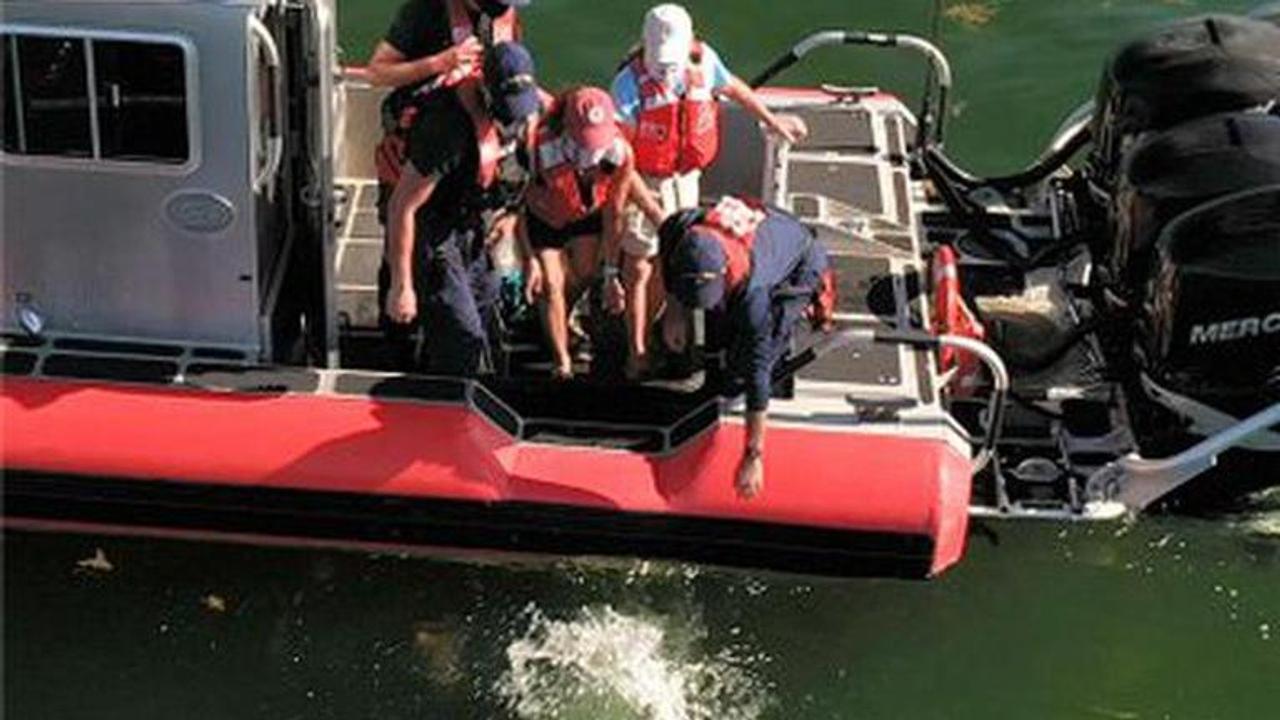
[330,85,961,455]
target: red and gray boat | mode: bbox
[3,1,1277,579]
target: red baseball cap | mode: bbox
[562,87,621,153]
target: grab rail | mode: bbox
[750,30,953,146]
[249,14,285,193]
[786,328,1009,476]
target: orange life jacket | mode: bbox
[696,196,764,289]
[373,1,520,186]
[695,196,837,327]
[373,78,514,190]
[524,127,621,229]
[628,41,721,178]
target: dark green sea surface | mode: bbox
[5,1,1279,718]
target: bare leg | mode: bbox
[536,248,573,377]
[564,234,601,312]
[623,254,654,378]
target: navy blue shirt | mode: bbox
[719,211,827,412]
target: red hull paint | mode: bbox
[1,377,971,575]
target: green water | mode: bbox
[5,1,1279,718]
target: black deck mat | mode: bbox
[481,376,717,427]
[794,321,904,386]
[829,254,897,320]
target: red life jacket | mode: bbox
[524,127,621,229]
[373,1,520,186]
[696,196,837,327]
[628,41,721,178]
[697,196,763,289]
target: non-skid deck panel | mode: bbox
[794,321,904,386]
[828,255,897,319]
[794,107,878,151]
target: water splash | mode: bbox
[1232,486,1280,539]
[495,604,771,720]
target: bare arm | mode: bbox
[364,38,480,89]
[720,75,807,143]
[516,212,545,304]
[736,410,767,499]
[602,154,644,267]
[385,164,439,322]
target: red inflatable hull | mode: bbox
[2,376,971,577]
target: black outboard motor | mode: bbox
[1139,184,1280,419]
[1110,112,1280,290]
[1090,14,1280,189]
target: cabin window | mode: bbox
[93,40,188,163]
[2,36,18,153]
[1,31,190,165]
[11,34,92,157]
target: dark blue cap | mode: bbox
[668,228,728,309]
[484,42,540,124]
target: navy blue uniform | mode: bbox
[714,211,828,411]
[394,91,529,376]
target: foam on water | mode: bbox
[495,604,771,720]
[1235,487,1280,538]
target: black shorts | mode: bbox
[526,211,604,251]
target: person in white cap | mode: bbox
[605,2,807,380]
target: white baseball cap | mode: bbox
[643,4,694,67]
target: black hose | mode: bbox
[927,122,1093,191]
[749,52,800,89]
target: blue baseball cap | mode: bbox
[484,42,540,124]
[668,228,728,309]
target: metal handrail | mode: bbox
[249,14,285,192]
[792,328,1009,475]
[750,30,953,146]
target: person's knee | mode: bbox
[623,255,652,287]
[542,265,567,298]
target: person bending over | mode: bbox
[660,196,835,499]
[519,87,663,379]
[609,2,808,378]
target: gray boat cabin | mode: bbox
[2,0,339,363]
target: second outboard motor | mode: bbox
[1110,112,1280,289]
[1090,14,1280,189]
[1138,185,1280,418]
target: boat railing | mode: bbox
[750,30,952,147]
[1091,402,1280,511]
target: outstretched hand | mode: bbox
[735,450,764,500]
[773,114,809,145]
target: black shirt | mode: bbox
[384,0,456,64]
[383,1,485,115]
[407,91,531,237]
